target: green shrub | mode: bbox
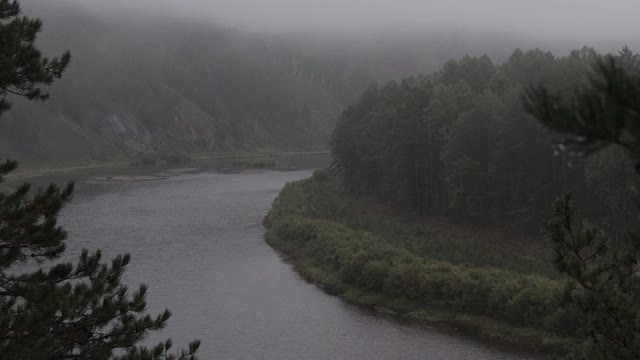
[265,177,576,338]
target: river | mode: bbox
[55,165,535,359]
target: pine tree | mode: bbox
[524,53,640,359]
[0,1,200,359]
[0,0,70,114]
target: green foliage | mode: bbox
[441,55,496,92]
[584,146,640,239]
[524,56,640,156]
[265,177,573,340]
[0,0,70,114]
[327,44,640,358]
[525,55,640,359]
[286,171,557,276]
[542,196,640,359]
[0,163,201,360]
[331,47,626,231]
[327,46,640,357]
[442,90,504,222]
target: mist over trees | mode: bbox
[331,47,640,234]
[267,52,640,357]
[325,42,640,356]
[0,0,604,167]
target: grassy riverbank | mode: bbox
[264,170,575,355]
[5,150,330,181]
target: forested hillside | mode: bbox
[0,1,567,168]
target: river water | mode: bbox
[57,167,534,360]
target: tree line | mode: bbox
[331,46,640,358]
[331,47,640,234]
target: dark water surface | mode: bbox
[59,168,534,360]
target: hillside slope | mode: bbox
[1,3,358,166]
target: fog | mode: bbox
[4,0,640,358]
[6,0,639,165]
[53,0,639,46]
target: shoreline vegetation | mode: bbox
[264,170,575,356]
[5,150,330,182]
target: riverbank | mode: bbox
[263,170,574,355]
[0,151,331,193]
[5,150,330,182]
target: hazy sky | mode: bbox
[57,0,639,43]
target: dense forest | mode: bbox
[265,46,640,356]
[331,47,640,235]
